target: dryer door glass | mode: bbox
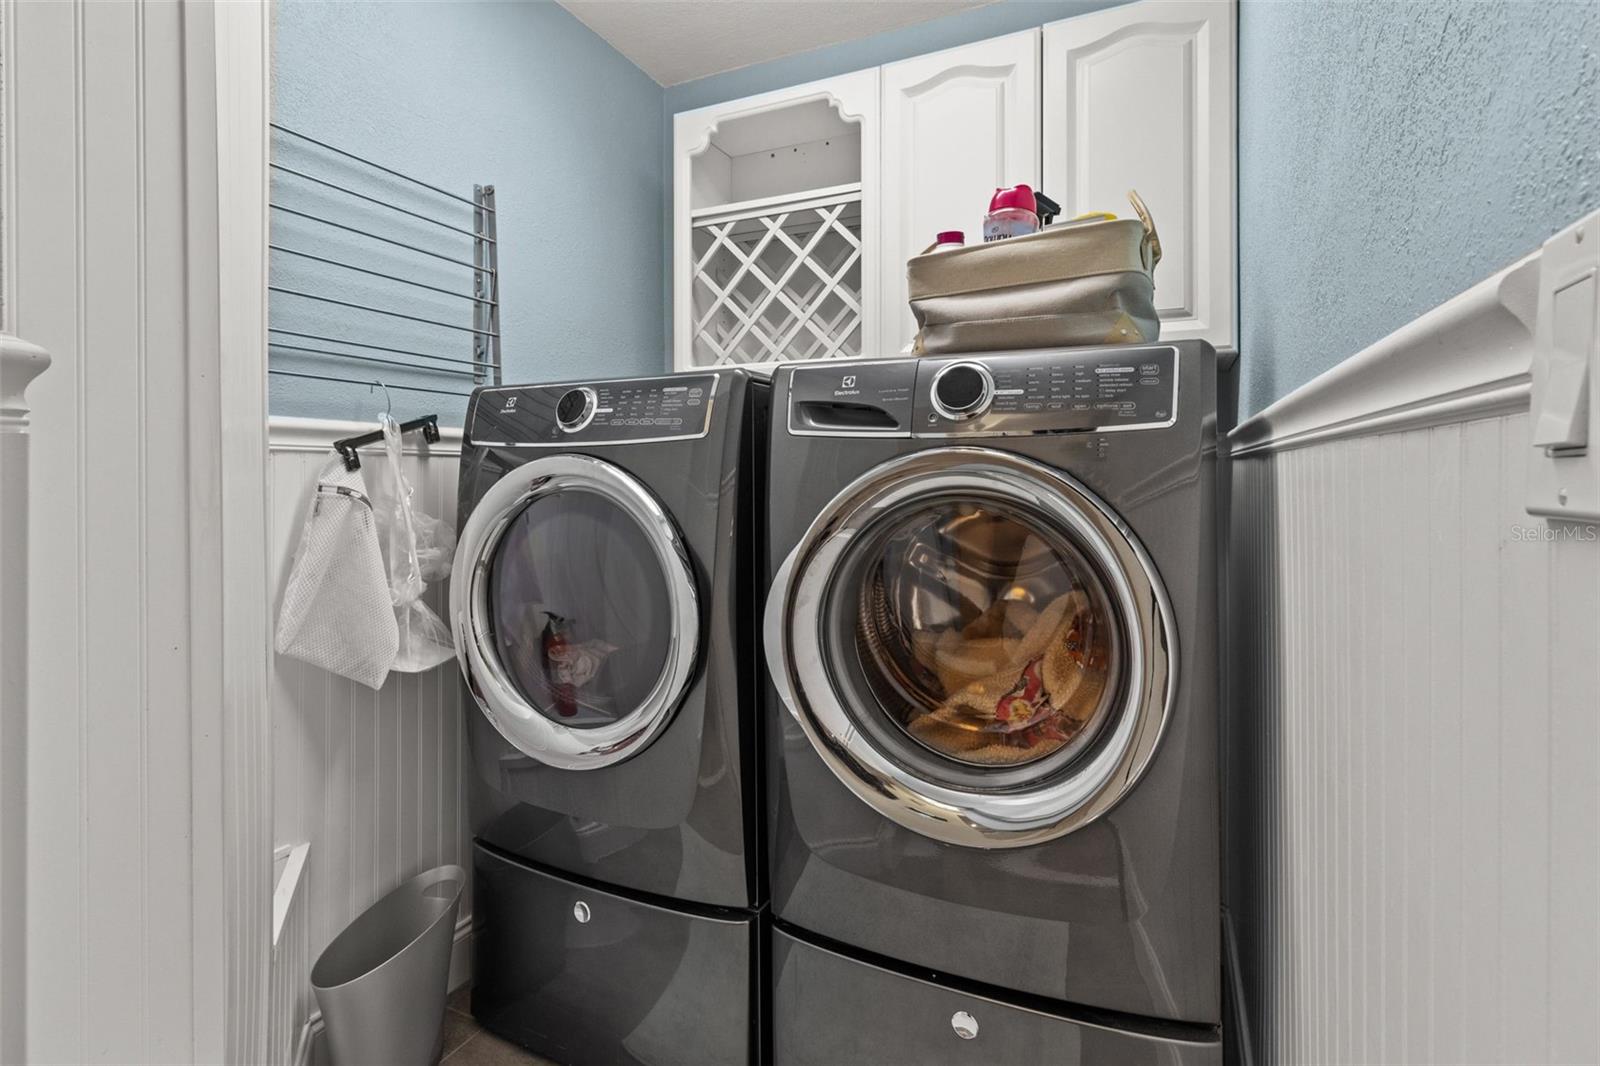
[486,489,672,728]
[844,501,1122,768]
[453,454,700,770]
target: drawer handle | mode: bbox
[950,1011,979,1040]
[572,900,592,924]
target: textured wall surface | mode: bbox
[271,1,664,424]
[1238,0,1599,416]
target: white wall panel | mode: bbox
[1228,252,1600,1064]
[6,1,272,1061]
[266,420,470,1050]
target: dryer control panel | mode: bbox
[785,347,1178,437]
[469,374,718,446]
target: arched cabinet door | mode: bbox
[880,31,1042,354]
[1043,0,1236,349]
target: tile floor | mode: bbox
[440,986,557,1066]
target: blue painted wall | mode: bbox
[1238,0,1600,416]
[658,0,1131,355]
[271,0,664,424]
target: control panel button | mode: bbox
[556,387,597,432]
[931,362,994,421]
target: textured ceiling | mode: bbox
[557,0,996,86]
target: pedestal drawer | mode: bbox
[772,927,1219,1066]
[474,843,757,1065]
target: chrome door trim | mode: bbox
[763,447,1176,847]
[451,453,699,769]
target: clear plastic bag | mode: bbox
[367,413,456,674]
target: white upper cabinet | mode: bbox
[673,70,881,371]
[669,2,1237,369]
[879,31,1041,354]
[1044,0,1235,348]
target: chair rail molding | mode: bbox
[1231,250,1541,457]
[268,414,464,456]
[0,330,50,1066]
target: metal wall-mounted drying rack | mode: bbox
[267,124,502,401]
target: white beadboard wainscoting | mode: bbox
[1226,231,1599,1064]
[266,417,472,1062]
[6,2,273,1062]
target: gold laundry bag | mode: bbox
[851,502,1121,767]
[906,190,1162,355]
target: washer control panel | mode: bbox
[469,373,717,445]
[913,347,1177,436]
[784,347,1178,437]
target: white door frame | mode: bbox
[0,0,272,1060]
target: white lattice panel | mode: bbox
[690,192,863,367]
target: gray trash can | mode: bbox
[311,864,465,1066]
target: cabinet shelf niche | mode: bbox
[689,186,863,368]
[686,96,865,368]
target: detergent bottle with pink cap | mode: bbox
[982,184,1040,242]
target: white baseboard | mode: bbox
[295,913,475,1066]
[447,914,476,996]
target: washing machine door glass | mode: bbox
[849,502,1122,768]
[765,447,1176,847]
[452,454,698,770]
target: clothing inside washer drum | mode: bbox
[847,502,1123,768]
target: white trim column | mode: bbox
[4,0,271,1059]
[0,331,48,1066]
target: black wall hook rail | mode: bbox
[333,415,441,472]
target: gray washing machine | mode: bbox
[762,344,1221,1064]
[451,369,767,1065]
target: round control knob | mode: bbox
[572,900,592,924]
[555,387,597,432]
[950,1011,979,1040]
[930,362,994,421]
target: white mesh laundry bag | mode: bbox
[366,413,457,674]
[275,454,399,689]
